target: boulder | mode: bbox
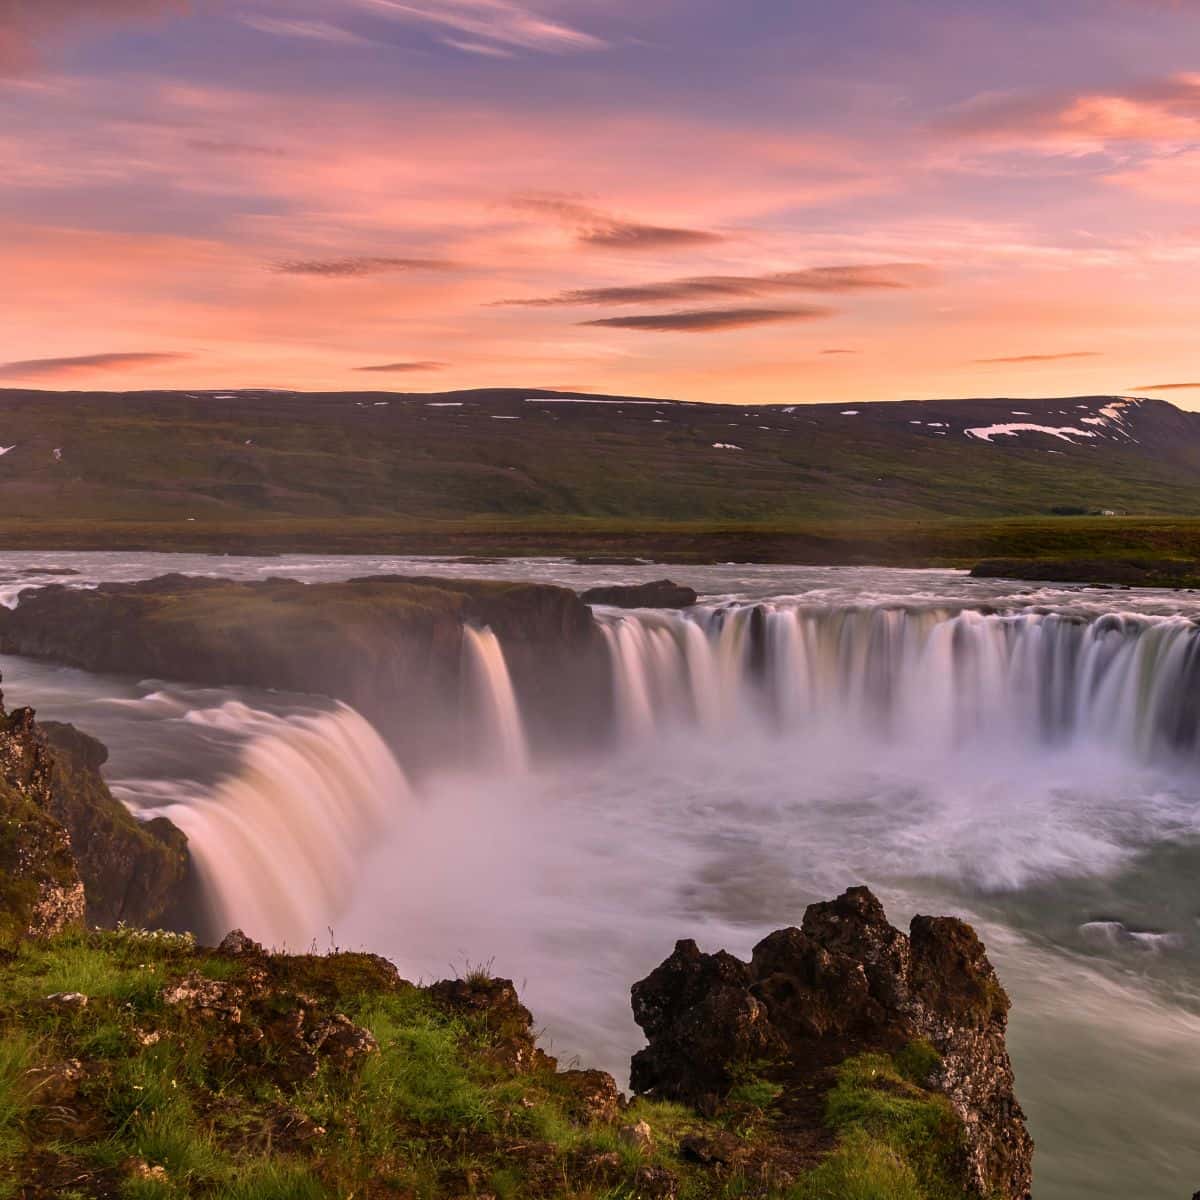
[218,928,265,957]
[557,1069,623,1124]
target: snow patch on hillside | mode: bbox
[966,423,1096,444]
[966,398,1142,446]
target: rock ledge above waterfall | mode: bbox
[581,579,698,608]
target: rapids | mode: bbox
[3,552,1200,1198]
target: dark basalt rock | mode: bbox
[38,721,188,930]
[630,885,1033,1200]
[0,704,86,944]
[0,682,187,942]
[581,579,698,608]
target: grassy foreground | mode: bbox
[0,928,969,1200]
[2,514,1200,569]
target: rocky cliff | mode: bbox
[631,886,1033,1199]
[0,688,186,943]
[0,574,608,765]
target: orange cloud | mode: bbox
[944,74,1200,153]
[355,360,448,372]
[272,257,459,277]
[580,307,836,332]
[974,352,1102,364]
[0,351,187,379]
[499,264,937,306]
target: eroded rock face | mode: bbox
[581,580,698,609]
[630,886,1033,1200]
[0,704,85,944]
[0,689,188,942]
[39,721,188,929]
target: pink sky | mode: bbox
[1,0,1198,405]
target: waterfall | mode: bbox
[462,625,530,773]
[593,604,1200,760]
[133,601,1200,956]
[150,703,411,948]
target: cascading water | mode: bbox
[145,702,411,948]
[13,553,1200,1200]
[461,625,530,772]
[595,604,1200,761]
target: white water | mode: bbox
[595,604,1200,762]
[146,703,412,949]
[7,556,1200,1197]
[461,625,530,773]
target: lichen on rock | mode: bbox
[630,885,1033,1200]
[0,681,187,944]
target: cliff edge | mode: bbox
[0,891,1031,1199]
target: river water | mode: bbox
[2,551,1199,1199]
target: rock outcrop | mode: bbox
[0,574,608,766]
[0,687,186,942]
[39,721,188,929]
[631,886,1033,1200]
[581,579,698,608]
[0,704,85,944]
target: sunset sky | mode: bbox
[2,0,1198,405]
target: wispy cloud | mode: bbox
[272,256,457,277]
[1132,381,1200,390]
[580,307,836,333]
[973,351,1102,364]
[499,264,936,306]
[0,352,186,379]
[186,138,286,158]
[355,360,447,372]
[822,348,858,355]
[442,38,514,57]
[514,194,723,251]
[580,222,725,250]
[942,74,1200,152]
[238,15,372,46]
[357,0,607,56]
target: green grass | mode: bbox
[0,931,976,1200]
[787,1047,965,1200]
[4,512,1200,572]
[0,387,1198,541]
[0,1029,34,1175]
[790,1128,924,1200]
[347,999,491,1128]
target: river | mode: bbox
[2,551,1198,1198]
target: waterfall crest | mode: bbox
[595,604,1200,760]
[462,625,530,772]
[152,703,411,948]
